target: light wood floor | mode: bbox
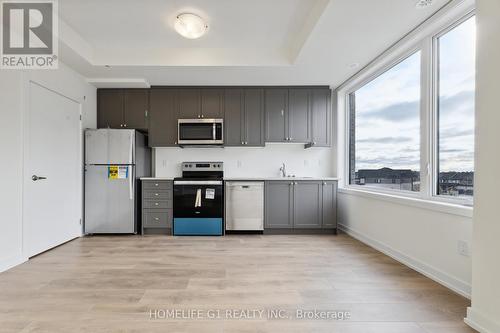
[0,233,475,333]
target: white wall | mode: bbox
[335,0,475,298]
[0,62,96,272]
[338,193,472,296]
[465,1,500,332]
[154,144,334,178]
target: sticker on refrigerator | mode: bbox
[108,166,128,179]
[205,188,215,199]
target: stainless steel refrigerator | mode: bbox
[84,129,150,234]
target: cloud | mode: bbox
[357,136,413,144]
[439,90,475,114]
[440,128,474,139]
[359,101,419,122]
[440,148,467,153]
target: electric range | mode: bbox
[173,162,224,236]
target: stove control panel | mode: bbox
[182,162,224,172]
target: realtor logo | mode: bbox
[1,0,58,69]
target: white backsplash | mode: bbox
[154,144,334,178]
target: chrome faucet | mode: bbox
[279,162,287,178]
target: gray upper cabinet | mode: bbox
[265,181,293,228]
[201,89,223,118]
[224,88,264,147]
[223,89,244,146]
[123,89,148,130]
[288,89,311,143]
[321,181,337,229]
[97,90,124,129]
[244,89,264,146]
[97,89,149,130]
[178,89,201,119]
[265,89,288,142]
[293,181,322,228]
[310,88,331,147]
[149,89,178,147]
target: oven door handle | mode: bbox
[174,180,223,185]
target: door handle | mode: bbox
[32,175,47,181]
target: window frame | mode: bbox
[340,4,476,207]
[346,46,425,198]
[430,12,476,206]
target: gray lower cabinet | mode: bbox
[293,181,322,228]
[141,180,173,234]
[265,180,337,232]
[265,182,293,228]
[321,181,337,229]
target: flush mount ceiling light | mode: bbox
[415,0,433,8]
[174,13,208,39]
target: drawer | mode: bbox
[143,210,172,228]
[142,181,172,190]
[143,200,172,209]
[143,190,172,200]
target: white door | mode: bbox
[23,82,82,257]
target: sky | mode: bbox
[353,16,476,174]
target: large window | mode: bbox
[346,13,476,204]
[437,16,476,198]
[349,52,421,192]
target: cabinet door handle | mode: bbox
[154,217,159,221]
[145,110,148,117]
[120,124,123,127]
[281,109,284,116]
[124,124,127,128]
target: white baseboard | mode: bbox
[0,255,27,273]
[338,223,471,299]
[465,307,500,333]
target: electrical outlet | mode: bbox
[457,240,470,257]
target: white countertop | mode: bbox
[141,176,339,181]
[140,177,174,180]
[223,177,340,181]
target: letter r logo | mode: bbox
[2,2,53,54]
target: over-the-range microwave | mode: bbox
[178,118,223,146]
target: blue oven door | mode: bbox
[173,180,223,235]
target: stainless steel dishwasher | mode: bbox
[225,181,264,231]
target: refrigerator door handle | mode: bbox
[129,166,134,200]
[129,131,134,164]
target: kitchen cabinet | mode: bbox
[321,181,337,229]
[265,180,337,232]
[310,88,331,147]
[97,90,123,129]
[244,89,265,146]
[124,89,149,130]
[201,89,223,118]
[97,89,149,130]
[265,181,294,228]
[149,89,178,147]
[288,88,311,143]
[178,89,201,119]
[178,88,223,119]
[141,180,173,234]
[265,89,288,142]
[224,88,264,146]
[293,181,322,228]
[224,89,244,146]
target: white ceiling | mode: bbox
[58,0,450,87]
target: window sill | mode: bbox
[338,186,473,218]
